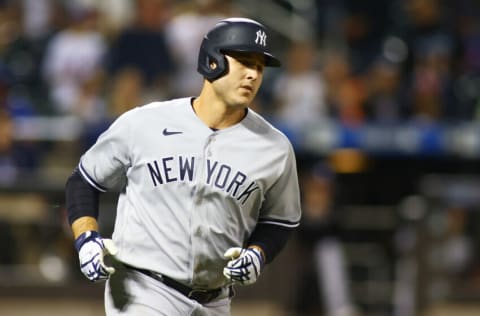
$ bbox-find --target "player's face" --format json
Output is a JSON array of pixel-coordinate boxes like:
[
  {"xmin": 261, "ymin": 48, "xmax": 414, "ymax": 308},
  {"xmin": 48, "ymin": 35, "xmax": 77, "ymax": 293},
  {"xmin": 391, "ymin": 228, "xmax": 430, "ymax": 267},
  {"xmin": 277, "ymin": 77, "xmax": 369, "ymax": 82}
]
[{"xmin": 212, "ymin": 51, "xmax": 265, "ymax": 108}]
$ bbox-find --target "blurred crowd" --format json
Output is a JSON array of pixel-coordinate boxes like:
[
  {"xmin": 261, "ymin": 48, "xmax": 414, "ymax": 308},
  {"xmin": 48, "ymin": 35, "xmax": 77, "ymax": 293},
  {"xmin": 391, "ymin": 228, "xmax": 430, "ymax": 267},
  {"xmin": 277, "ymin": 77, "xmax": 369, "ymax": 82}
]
[{"xmin": 0, "ymin": 0, "xmax": 479, "ymax": 179}]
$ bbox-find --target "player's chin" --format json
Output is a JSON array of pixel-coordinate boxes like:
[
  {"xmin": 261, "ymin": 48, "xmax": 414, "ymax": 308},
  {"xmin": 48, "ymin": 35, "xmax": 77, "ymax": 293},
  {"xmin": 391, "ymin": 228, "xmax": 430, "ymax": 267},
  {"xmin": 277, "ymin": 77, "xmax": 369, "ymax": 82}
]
[
  {"xmin": 235, "ymin": 99, "xmax": 254, "ymax": 108},
  {"xmin": 235, "ymin": 92, "xmax": 256, "ymax": 106}
]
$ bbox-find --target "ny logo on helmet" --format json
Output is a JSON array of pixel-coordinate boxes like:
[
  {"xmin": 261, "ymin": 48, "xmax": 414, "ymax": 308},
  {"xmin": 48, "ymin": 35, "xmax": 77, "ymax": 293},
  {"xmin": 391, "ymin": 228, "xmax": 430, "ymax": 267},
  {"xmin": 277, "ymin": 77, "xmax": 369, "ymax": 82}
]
[{"xmin": 255, "ymin": 30, "xmax": 267, "ymax": 46}]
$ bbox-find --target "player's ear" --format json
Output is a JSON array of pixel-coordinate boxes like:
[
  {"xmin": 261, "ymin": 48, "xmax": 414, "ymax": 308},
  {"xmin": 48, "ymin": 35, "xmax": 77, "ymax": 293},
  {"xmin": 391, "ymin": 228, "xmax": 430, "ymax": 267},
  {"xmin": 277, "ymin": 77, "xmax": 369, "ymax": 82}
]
[{"xmin": 209, "ymin": 61, "xmax": 217, "ymax": 70}]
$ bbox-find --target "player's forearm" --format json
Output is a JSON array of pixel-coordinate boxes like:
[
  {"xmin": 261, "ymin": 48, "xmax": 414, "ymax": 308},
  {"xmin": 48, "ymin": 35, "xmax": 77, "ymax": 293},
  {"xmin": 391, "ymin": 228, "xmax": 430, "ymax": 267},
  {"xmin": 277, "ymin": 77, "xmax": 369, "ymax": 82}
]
[
  {"xmin": 65, "ymin": 168, "xmax": 100, "ymax": 225},
  {"xmin": 71, "ymin": 216, "xmax": 99, "ymax": 239},
  {"xmin": 248, "ymin": 224, "xmax": 294, "ymax": 264}
]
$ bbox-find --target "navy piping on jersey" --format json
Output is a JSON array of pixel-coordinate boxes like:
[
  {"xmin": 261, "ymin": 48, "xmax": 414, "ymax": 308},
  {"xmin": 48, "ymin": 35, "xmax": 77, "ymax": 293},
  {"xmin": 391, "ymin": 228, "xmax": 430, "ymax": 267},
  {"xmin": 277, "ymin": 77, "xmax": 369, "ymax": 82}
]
[
  {"xmin": 78, "ymin": 162, "xmax": 108, "ymax": 192},
  {"xmin": 257, "ymin": 218, "xmax": 300, "ymax": 228}
]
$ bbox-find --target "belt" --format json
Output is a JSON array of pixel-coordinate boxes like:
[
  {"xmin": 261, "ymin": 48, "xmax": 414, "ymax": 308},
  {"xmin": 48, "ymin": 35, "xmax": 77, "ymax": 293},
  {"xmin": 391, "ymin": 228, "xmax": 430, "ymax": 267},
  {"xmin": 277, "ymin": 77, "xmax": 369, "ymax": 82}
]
[{"xmin": 125, "ymin": 265, "xmax": 224, "ymax": 304}]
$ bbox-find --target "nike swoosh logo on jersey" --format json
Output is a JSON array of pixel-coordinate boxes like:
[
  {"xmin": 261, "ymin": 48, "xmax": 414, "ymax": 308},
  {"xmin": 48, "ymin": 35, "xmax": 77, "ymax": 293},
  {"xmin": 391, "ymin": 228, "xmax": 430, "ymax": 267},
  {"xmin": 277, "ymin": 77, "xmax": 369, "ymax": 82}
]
[{"xmin": 163, "ymin": 128, "xmax": 183, "ymax": 136}]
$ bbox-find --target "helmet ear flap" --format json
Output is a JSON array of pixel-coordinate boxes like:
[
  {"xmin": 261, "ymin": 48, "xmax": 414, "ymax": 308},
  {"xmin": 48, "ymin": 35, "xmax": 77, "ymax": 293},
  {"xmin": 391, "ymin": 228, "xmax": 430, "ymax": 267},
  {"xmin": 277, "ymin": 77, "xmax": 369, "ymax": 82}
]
[{"xmin": 197, "ymin": 41, "xmax": 229, "ymax": 82}]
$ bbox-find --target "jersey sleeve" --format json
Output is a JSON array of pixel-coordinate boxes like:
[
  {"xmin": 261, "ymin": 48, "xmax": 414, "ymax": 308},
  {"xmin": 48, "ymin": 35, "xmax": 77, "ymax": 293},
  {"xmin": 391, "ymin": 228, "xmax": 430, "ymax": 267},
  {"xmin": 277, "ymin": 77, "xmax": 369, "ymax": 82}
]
[
  {"xmin": 259, "ymin": 142, "xmax": 301, "ymax": 227},
  {"xmin": 78, "ymin": 110, "xmax": 134, "ymax": 191}
]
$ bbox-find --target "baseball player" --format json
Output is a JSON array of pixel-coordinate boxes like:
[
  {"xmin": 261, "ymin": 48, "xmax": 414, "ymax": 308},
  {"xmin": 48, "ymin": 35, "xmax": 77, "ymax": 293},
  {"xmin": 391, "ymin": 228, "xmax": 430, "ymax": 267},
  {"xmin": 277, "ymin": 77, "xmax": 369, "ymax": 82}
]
[{"xmin": 65, "ymin": 17, "xmax": 301, "ymax": 316}]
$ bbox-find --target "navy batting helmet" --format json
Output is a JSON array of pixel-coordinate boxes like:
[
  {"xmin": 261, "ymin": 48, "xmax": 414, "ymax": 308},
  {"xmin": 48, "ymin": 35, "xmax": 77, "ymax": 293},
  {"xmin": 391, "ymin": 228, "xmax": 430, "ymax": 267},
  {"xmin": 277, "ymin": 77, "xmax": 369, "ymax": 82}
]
[{"xmin": 197, "ymin": 17, "xmax": 281, "ymax": 81}]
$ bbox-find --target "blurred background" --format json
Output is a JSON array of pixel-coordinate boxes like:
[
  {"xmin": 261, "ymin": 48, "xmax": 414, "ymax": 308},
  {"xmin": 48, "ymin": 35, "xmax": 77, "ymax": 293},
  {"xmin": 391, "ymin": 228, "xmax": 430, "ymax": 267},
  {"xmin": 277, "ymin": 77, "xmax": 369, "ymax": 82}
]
[{"xmin": 1, "ymin": 0, "xmax": 480, "ymax": 315}]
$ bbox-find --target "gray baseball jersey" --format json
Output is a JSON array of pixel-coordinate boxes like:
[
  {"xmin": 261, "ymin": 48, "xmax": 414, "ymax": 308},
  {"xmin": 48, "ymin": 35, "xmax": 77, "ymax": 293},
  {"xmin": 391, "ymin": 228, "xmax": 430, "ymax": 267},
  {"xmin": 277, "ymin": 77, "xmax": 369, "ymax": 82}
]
[{"xmin": 78, "ymin": 97, "xmax": 301, "ymax": 289}]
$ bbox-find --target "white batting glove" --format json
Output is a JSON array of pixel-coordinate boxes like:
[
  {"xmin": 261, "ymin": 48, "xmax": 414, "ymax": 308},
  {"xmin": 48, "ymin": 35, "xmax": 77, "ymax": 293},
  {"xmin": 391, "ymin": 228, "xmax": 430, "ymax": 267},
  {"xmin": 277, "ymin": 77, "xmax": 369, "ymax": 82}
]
[
  {"xmin": 223, "ymin": 247, "xmax": 264, "ymax": 285},
  {"xmin": 74, "ymin": 231, "xmax": 118, "ymax": 282}
]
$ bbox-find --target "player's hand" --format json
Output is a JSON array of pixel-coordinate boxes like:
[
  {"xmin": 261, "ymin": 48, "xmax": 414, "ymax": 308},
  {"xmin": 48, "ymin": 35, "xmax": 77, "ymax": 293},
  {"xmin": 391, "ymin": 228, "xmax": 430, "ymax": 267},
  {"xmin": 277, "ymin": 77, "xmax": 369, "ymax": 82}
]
[
  {"xmin": 223, "ymin": 247, "xmax": 264, "ymax": 285},
  {"xmin": 74, "ymin": 231, "xmax": 118, "ymax": 282}
]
